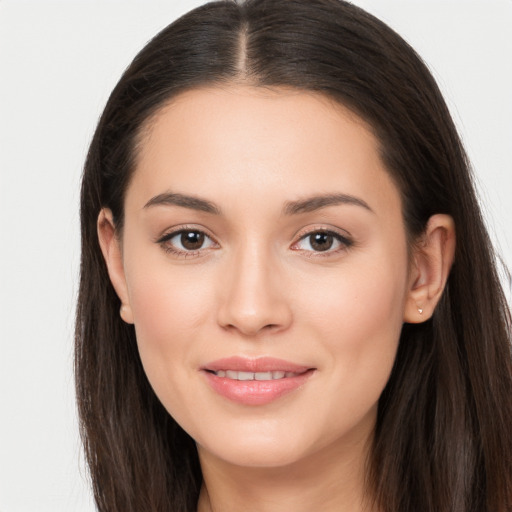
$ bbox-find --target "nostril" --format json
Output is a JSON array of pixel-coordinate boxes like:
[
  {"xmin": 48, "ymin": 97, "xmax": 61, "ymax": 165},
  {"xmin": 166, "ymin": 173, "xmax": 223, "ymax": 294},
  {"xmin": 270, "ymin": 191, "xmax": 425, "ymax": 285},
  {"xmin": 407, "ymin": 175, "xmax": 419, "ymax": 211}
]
[{"xmin": 221, "ymin": 321, "xmax": 282, "ymax": 337}]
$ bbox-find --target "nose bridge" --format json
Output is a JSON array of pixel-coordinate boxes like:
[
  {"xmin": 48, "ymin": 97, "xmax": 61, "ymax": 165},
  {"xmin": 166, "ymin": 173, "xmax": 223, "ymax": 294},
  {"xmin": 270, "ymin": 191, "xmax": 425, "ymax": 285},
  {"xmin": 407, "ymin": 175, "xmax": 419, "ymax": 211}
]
[{"xmin": 217, "ymin": 237, "xmax": 291, "ymax": 336}]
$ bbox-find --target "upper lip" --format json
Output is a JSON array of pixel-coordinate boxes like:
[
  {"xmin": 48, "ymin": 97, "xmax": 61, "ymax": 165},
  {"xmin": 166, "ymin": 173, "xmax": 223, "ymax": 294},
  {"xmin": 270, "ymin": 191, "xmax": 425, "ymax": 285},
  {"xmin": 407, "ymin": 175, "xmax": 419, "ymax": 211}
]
[{"xmin": 202, "ymin": 356, "xmax": 313, "ymax": 373}]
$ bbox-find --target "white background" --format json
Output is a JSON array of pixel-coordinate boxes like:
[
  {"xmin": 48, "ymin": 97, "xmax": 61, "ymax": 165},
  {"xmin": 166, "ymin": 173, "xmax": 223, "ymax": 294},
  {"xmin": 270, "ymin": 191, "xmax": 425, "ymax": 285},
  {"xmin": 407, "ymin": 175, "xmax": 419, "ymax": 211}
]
[{"xmin": 0, "ymin": 1, "xmax": 511, "ymax": 510}]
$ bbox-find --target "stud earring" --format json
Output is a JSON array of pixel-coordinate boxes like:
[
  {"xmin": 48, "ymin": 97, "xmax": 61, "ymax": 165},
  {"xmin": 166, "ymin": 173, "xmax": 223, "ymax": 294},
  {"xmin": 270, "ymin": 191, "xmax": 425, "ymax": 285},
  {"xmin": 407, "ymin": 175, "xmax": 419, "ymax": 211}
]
[{"xmin": 418, "ymin": 307, "xmax": 423, "ymax": 314}]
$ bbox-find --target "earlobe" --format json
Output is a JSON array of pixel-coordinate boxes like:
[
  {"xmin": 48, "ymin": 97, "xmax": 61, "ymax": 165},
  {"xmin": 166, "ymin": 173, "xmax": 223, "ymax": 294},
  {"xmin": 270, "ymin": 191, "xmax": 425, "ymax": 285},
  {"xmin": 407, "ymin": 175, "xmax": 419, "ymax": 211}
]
[
  {"xmin": 97, "ymin": 209, "xmax": 134, "ymax": 324},
  {"xmin": 404, "ymin": 214, "xmax": 456, "ymax": 323}
]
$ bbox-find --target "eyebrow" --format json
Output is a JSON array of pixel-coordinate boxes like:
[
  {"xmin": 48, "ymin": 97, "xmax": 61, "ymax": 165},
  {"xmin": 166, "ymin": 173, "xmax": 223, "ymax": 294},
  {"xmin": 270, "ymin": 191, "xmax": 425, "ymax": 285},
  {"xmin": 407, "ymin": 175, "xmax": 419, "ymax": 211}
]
[
  {"xmin": 283, "ymin": 193, "xmax": 373, "ymax": 215},
  {"xmin": 143, "ymin": 191, "xmax": 373, "ymax": 216},
  {"xmin": 143, "ymin": 192, "xmax": 221, "ymax": 214}
]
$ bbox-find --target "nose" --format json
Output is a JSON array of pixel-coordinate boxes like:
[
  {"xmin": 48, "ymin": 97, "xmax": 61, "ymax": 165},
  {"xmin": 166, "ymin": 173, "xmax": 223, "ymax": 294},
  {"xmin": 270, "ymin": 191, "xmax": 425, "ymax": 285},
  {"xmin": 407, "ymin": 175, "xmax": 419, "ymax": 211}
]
[{"xmin": 216, "ymin": 242, "xmax": 293, "ymax": 337}]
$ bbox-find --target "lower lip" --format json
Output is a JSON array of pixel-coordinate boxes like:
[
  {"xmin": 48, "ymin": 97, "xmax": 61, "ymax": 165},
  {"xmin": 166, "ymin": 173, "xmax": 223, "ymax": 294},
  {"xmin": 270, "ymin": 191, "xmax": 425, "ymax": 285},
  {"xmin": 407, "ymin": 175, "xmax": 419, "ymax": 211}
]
[{"xmin": 203, "ymin": 370, "xmax": 314, "ymax": 405}]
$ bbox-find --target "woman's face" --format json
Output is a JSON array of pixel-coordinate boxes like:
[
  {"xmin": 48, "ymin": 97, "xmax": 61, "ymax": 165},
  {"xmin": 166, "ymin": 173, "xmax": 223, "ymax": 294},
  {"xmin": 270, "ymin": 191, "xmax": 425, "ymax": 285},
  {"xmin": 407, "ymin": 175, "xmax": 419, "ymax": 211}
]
[{"xmin": 113, "ymin": 85, "xmax": 415, "ymax": 468}]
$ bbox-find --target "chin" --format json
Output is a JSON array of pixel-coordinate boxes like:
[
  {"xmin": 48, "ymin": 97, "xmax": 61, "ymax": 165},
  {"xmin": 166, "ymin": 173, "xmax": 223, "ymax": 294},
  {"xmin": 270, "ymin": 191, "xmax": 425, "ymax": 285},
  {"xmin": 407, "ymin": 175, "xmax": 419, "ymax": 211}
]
[
  {"xmin": 202, "ymin": 440, "xmax": 308, "ymax": 469},
  {"xmin": 193, "ymin": 418, "xmax": 334, "ymax": 470}
]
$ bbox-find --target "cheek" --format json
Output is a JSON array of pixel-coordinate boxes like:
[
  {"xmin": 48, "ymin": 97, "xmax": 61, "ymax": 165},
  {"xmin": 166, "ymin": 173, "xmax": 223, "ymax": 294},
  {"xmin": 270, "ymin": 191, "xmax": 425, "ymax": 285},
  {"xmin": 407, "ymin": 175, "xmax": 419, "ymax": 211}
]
[
  {"xmin": 124, "ymin": 230, "xmax": 213, "ymax": 328},
  {"xmin": 123, "ymin": 251, "xmax": 215, "ymax": 385},
  {"xmin": 296, "ymin": 252, "xmax": 408, "ymax": 413},
  {"xmin": 130, "ymin": 269, "xmax": 211, "ymax": 338},
  {"xmin": 302, "ymin": 255, "xmax": 407, "ymax": 341},
  {"xmin": 124, "ymin": 263, "xmax": 220, "ymax": 430}
]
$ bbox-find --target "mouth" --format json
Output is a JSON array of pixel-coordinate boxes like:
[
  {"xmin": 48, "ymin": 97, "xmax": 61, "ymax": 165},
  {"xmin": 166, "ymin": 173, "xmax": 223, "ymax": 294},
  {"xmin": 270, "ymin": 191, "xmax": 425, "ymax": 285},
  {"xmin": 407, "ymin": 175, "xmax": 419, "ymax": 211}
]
[
  {"xmin": 202, "ymin": 357, "xmax": 315, "ymax": 405},
  {"xmin": 207, "ymin": 370, "xmax": 304, "ymax": 380}
]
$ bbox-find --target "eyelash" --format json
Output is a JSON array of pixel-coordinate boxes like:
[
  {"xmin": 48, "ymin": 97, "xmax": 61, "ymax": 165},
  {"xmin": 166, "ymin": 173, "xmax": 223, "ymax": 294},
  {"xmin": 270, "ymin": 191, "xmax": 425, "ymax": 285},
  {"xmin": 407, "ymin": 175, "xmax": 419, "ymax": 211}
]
[
  {"xmin": 291, "ymin": 228, "xmax": 354, "ymax": 257},
  {"xmin": 156, "ymin": 225, "xmax": 218, "ymax": 258},
  {"xmin": 156, "ymin": 226, "xmax": 353, "ymax": 258}
]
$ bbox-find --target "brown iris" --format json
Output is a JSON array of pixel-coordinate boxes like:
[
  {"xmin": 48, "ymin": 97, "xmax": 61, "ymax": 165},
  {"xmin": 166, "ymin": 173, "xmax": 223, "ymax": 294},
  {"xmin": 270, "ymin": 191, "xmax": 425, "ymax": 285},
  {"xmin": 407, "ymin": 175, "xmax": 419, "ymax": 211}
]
[
  {"xmin": 309, "ymin": 232, "xmax": 334, "ymax": 251},
  {"xmin": 181, "ymin": 231, "xmax": 205, "ymax": 250}
]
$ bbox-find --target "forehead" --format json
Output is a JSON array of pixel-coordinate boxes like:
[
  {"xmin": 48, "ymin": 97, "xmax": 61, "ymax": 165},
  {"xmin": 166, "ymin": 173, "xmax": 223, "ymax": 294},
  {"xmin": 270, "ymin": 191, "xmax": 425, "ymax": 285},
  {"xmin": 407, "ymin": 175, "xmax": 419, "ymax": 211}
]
[{"xmin": 127, "ymin": 85, "xmax": 402, "ymax": 219}]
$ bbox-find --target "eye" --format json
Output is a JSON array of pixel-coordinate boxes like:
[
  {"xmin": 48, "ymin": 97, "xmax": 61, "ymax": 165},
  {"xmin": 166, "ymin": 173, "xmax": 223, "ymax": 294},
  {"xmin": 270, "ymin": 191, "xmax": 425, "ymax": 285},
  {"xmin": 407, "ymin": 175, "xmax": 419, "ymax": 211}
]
[
  {"xmin": 157, "ymin": 228, "xmax": 217, "ymax": 256},
  {"xmin": 292, "ymin": 229, "xmax": 353, "ymax": 254}
]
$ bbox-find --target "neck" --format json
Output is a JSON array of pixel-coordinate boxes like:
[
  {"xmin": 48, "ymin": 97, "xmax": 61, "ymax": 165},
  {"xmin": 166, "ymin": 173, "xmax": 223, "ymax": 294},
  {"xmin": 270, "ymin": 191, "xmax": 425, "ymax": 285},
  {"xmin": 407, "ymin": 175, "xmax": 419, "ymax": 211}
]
[{"xmin": 196, "ymin": 431, "xmax": 376, "ymax": 512}]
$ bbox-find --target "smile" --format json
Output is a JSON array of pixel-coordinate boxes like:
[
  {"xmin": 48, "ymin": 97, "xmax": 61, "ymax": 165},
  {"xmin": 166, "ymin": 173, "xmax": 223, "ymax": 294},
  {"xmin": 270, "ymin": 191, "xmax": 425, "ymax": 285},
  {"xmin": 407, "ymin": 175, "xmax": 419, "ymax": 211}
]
[
  {"xmin": 211, "ymin": 370, "xmax": 301, "ymax": 380},
  {"xmin": 202, "ymin": 357, "xmax": 315, "ymax": 405}
]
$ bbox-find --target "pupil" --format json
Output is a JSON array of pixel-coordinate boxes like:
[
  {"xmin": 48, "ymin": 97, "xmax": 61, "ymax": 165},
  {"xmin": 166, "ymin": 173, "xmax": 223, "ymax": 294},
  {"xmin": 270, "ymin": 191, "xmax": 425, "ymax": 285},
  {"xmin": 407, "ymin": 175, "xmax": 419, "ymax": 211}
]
[
  {"xmin": 310, "ymin": 233, "xmax": 333, "ymax": 251},
  {"xmin": 181, "ymin": 231, "xmax": 204, "ymax": 250}
]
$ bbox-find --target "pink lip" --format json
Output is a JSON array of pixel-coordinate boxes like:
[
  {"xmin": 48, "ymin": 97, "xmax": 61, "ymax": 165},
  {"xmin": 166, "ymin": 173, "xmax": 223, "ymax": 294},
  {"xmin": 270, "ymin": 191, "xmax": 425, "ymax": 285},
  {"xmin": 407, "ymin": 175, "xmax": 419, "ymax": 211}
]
[
  {"xmin": 201, "ymin": 357, "xmax": 315, "ymax": 406},
  {"xmin": 203, "ymin": 356, "xmax": 311, "ymax": 373}
]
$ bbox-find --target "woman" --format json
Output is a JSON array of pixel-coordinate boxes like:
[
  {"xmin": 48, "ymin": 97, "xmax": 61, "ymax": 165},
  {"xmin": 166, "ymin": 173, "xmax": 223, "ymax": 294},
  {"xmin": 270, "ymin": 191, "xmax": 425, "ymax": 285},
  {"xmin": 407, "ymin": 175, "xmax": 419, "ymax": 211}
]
[{"xmin": 75, "ymin": 0, "xmax": 512, "ymax": 510}]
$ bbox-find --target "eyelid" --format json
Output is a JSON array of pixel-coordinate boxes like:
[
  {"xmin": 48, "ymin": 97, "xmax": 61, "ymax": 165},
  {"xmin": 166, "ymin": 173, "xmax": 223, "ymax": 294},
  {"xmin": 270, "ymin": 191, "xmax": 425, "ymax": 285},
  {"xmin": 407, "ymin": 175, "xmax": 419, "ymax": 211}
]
[
  {"xmin": 290, "ymin": 225, "xmax": 354, "ymax": 255},
  {"xmin": 292, "ymin": 224, "xmax": 353, "ymax": 242},
  {"xmin": 156, "ymin": 224, "xmax": 219, "ymax": 257},
  {"xmin": 156, "ymin": 223, "xmax": 216, "ymax": 240},
  {"xmin": 155, "ymin": 223, "xmax": 353, "ymax": 258}
]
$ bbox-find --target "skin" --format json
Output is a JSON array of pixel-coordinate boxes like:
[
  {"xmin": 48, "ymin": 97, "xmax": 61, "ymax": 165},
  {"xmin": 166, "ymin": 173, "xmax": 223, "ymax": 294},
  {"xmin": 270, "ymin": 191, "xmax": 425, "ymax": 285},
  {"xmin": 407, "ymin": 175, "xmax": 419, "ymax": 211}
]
[{"xmin": 98, "ymin": 85, "xmax": 455, "ymax": 512}]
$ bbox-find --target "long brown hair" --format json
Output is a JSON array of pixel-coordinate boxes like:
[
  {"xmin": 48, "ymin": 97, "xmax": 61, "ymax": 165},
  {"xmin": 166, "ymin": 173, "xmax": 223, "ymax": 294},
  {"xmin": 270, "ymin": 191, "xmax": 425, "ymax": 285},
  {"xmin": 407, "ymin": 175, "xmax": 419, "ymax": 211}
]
[{"xmin": 75, "ymin": 1, "xmax": 512, "ymax": 510}]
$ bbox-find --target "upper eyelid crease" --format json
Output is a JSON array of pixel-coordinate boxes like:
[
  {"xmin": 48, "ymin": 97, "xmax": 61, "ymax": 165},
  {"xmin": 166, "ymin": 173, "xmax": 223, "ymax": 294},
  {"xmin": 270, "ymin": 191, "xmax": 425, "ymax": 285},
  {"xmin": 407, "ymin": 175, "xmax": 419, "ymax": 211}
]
[
  {"xmin": 157, "ymin": 228, "xmax": 352, "ymax": 257},
  {"xmin": 156, "ymin": 227, "xmax": 215, "ymax": 243},
  {"xmin": 156, "ymin": 226, "xmax": 352, "ymax": 245},
  {"xmin": 295, "ymin": 230, "xmax": 353, "ymax": 246},
  {"xmin": 157, "ymin": 228, "xmax": 217, "ymax": 256}
]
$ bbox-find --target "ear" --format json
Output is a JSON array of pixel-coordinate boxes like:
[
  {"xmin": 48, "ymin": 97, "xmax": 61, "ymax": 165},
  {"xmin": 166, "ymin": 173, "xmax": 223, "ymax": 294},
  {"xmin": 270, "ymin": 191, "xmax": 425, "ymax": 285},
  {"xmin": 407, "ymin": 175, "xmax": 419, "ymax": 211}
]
[
  {"xmin": 97, "ymin": 208, "xmax": 134, "ymax": 324},
  {"xmin": 403, "ymin": 214, "xmax": 456, "ymax": 323}
]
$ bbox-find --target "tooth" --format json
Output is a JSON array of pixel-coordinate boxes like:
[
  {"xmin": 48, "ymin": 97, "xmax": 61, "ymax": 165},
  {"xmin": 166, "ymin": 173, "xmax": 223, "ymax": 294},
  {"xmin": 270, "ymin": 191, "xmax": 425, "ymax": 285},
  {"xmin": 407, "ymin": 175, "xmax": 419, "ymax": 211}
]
[
  {"xmin": 238, "ymin": 371, "xmax": 255, "ymax": 381},
  {"xmin": 219, "ymin": 370, "xmax": 297, "ymax": 381},
  {"xmin": 255, "ymin": 371, "xmax": 272, "ymax": 381}
]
